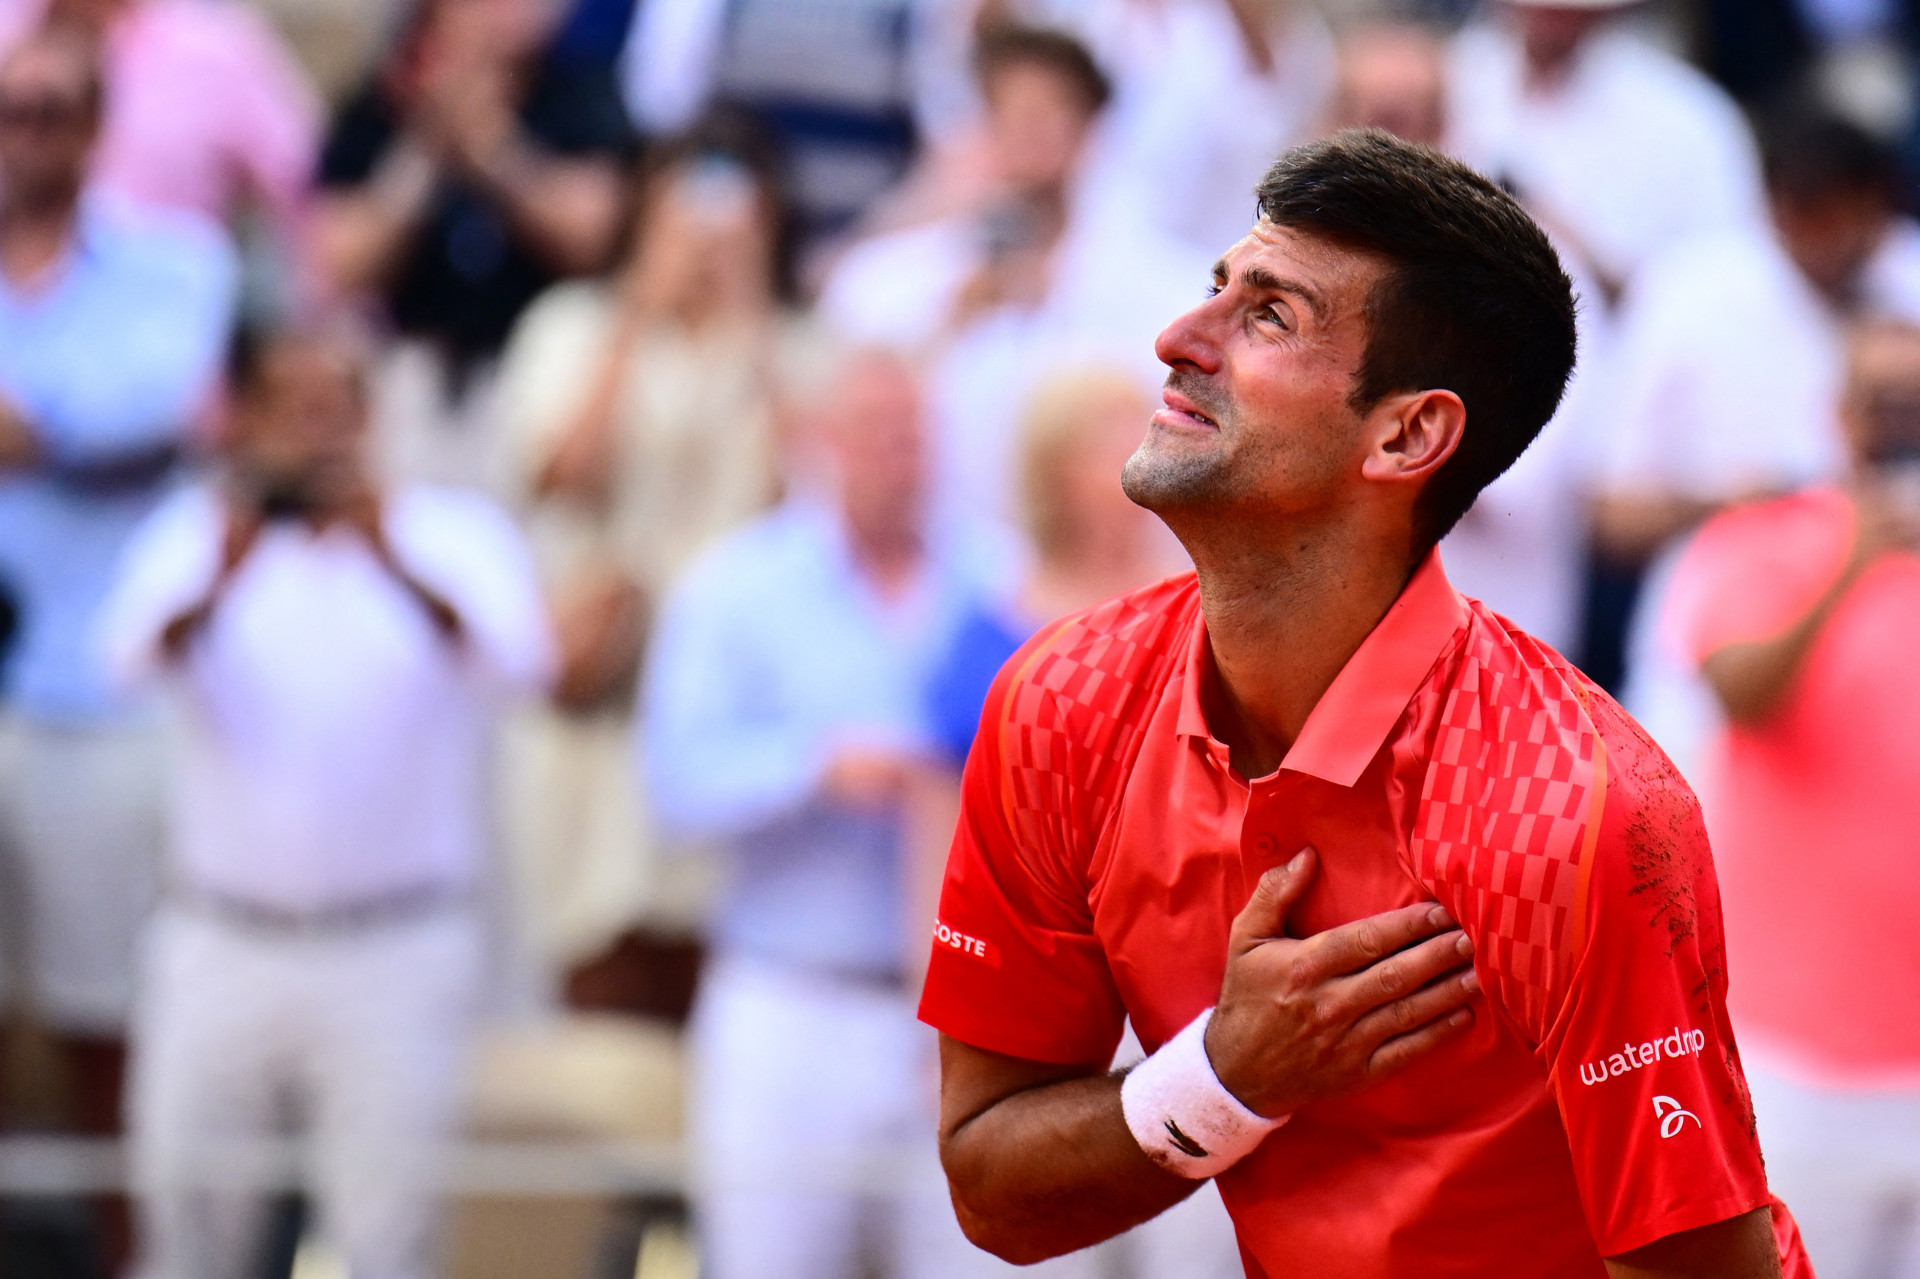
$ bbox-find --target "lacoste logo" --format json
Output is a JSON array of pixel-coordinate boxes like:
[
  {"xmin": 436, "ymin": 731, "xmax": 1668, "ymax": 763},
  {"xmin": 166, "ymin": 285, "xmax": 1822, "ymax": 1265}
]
[
  {"xmin": 1577, "ymin": 1026, "xmax": 1708, "ymax": 1086},
  {"xmin": 933, "ymin": 920, "xmax": 999, "ymax": 967},
  {"xmin": 1653, "ymin": 1096, "xmax": 1700, "ymax": 1138}
]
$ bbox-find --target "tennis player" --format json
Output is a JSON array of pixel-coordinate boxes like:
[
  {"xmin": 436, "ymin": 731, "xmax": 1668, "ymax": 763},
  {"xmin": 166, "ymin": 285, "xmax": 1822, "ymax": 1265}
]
[{"xmin": 917, "ymin": 130, "xmax": 1812, "ymax": 1277}]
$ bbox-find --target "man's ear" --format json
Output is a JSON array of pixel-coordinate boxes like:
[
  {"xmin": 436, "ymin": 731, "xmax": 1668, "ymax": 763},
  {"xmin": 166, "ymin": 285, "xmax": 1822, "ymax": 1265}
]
[{"xmin": 1359, "ymin": 389, "xmax": 1465, "ymax": 485}]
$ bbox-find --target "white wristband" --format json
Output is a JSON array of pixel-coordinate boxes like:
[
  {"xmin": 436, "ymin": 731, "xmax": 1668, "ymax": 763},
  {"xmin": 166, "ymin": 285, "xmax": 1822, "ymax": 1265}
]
[{"xmin": 1120, "ymin": 1007, "xmax": 1287, "ymax": 1179}]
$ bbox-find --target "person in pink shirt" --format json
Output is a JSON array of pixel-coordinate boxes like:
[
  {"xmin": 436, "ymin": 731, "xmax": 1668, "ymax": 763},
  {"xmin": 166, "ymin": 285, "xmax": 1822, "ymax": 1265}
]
[
  {"xmin": 0, "ymin": 0, "xmax": 320, "ymax": 235},
  {"xmin": 1664, "ymin": 319, "xmax": 1920, "ymax": 1279}
]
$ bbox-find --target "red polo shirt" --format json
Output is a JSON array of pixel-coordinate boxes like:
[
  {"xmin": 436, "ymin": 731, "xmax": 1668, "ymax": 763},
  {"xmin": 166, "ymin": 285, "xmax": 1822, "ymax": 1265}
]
[{"xmin": 919, "ymin": 554, "xmax": 1808, "ymax": 1276}]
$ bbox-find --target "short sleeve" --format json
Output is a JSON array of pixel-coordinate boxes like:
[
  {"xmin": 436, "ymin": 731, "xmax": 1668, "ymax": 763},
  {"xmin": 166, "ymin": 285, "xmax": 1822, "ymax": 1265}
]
[
  {"xmin": 1664, "ymin": 492, "xmax": 1853, "ymax": 665},
  {"xmin": 1538, "ymin": 702, "xmax": 1771, "ymax": 1255},
  {"xmin": 391, "ymin": 489, "xmax": 555, "ymax": 694},
  {"xmin": 917, "ymin": 625, "xmax": 1128, "ymax": 1066}
]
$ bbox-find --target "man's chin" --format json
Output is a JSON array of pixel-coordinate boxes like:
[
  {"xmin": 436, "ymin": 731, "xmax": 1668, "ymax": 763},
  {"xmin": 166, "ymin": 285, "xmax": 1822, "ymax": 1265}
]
[{"xmin": 1121, "ymin": 442, "xmax": 1234, "ymax": 513}]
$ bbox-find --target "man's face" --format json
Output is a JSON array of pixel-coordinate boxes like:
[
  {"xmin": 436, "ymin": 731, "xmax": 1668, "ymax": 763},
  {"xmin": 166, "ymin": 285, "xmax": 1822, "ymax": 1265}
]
[
  {"xmin": 1123, "ymin": 222, "xmax": 1388, "ymax": 527},
  {"xmin": 230, "ymin": 339, "xmax": 370, "ymax": 498},
  {"xmin": 1507, "ymin": 6, "xmax": 1603, "ymax": 75},
  {"xmin": 983, "ymin": 61, "xmax": 1097, "ymax": 193},
  {"xmin": 1843, "ymin": 326, "xmax": 1920, "ymax": 470},
  {"xmin": 0, "ymin": 41, "xmax": 97, "ymax": 203},
  {"xmin": 1332, "ymin": 25, "xmax": 1447, "ymax": 148},
  {"xmin": 1773, "ymin": 187, "xmax": 1892, "ymax": 301},
  {"xmin": 825, "ymin": 355, "xmax": 926, "ymax": 534}
]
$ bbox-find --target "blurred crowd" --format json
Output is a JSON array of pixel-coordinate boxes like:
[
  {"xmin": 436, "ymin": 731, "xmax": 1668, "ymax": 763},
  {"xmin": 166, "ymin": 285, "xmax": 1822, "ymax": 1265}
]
[{"xmin": 0, "ymin": 0, "xmax": 1918, "ymax": 1276}]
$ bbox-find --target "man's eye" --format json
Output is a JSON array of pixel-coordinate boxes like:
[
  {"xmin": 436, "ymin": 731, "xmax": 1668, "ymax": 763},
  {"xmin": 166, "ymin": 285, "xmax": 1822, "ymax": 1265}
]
[
  {"xmin": 1259, "ymin": 306, "xmax": 1287, "ymax": 326},
  {"xmin": 1205, "ymin": 282, "xmax": 1224, "ymax": 298}
]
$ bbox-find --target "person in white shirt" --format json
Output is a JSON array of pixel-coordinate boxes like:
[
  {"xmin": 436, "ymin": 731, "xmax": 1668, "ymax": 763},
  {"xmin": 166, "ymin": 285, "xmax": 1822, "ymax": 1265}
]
[
  {"xmin": 640, "ymin": 348, "xmax": 1066, "ymax": 1279},
  {"xmin": 1597, "ymin": 104, "xmax": 1920, "ymax": 565},
  {"xmin": 1446, "ymin": 0, "xmax": 1764, "ymax": 301},
  {"xmin": 98, "ymin": 320, "xmax": 552, "ymax": 1279},
  {"xmin": 819, "ymin": 26, "xmax": 1205, "ymax": 532}
]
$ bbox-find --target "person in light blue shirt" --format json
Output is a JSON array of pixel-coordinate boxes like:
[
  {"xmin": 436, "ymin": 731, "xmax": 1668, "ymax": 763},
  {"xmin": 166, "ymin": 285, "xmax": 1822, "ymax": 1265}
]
[
  {"xmin": 640, "ymin": 348, "xmax": 1035, "ymax": 1279},
  {"xmin": 0, "ymin": 29, "xmax": 236, "ymax": 1094}
]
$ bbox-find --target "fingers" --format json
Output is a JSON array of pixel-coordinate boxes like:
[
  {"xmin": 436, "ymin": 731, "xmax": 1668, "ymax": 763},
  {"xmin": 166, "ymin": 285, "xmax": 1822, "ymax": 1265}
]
[
  {"xmin": 1349, "ymin": 963, "xmax": 1482, "ymax": 1062},
  {"xmin": 1230, "ymin": 849, "xmax": 1317, "ymax": 947},
  {"xmin": 1324, "ymin": 928, "xmax": 1475, "ymax": 1020},
  {"xmin": 1305, "ymin": 899, "xmax": 1461, "ymax": 978},
  {"xmin": 1363, "ymin": 999, "xmax": 1476, "ymax": 1082}
]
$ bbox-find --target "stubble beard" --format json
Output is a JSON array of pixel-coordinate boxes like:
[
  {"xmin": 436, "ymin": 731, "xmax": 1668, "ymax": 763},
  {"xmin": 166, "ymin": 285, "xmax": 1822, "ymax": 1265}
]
[{"xmin": 1121, "ymin": 370, "xmax": 1242, "ymax": 512}]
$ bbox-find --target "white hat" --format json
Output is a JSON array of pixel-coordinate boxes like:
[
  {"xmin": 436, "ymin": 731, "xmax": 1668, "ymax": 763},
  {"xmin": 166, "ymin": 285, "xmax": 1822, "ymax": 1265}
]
[{"xmin": 1501, "ymin": 0, "xmax": 1642, "ymax": 9}]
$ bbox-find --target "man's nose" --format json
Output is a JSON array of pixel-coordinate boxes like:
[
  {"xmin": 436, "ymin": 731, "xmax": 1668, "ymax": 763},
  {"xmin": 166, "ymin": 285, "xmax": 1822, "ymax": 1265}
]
[{"xmin": 1154, "ymin": 297, "xmax": 1226, "ymax": 376}]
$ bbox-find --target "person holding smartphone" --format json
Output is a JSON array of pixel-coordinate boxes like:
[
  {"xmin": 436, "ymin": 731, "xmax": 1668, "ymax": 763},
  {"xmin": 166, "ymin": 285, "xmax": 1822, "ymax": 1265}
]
[
  {"xmin": 98, "ymin": 319, "xmax": 551, "ymax": 1279},
  {"xmin": 1663, "ymin": 318, "xmax": 1920, "ymax": 1279}
]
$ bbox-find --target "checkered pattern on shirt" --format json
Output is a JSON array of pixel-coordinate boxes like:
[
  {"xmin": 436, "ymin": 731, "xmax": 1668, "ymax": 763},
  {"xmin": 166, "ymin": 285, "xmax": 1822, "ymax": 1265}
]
[
  {"xmin": 995, "ymin": 578, "xmax": 1199, "ymax": 879},
  {"xmin": 1409, "ymin": 612, "xmax": 1603, "ymax": 1042}
]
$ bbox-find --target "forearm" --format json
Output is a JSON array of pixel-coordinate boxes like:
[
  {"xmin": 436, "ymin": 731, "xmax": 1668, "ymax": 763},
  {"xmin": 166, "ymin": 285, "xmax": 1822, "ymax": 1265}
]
[
  {"xmin": 1592, "ymin": 492, "xmax": 1720, "ymax": 564},
  {"xmin": 937, "ymin": 1037, "xmax": 1196, "ymax": 1264},
  {"xmin": 1703, "ymin": 562, "xmax": 1858, "ymax": 723},
  {"xmin": 311, "ymin": 144, "xmax": 438, "ymax": 294},
  {"xmin": 467, "ymin": 144, "xmax": 622, "ymax": 275}
]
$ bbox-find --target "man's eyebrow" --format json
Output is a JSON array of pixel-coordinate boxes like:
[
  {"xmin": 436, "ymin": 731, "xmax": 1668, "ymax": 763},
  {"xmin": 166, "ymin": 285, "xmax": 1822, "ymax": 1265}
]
[
  {"xmin": 1210, "ymin": 258, "xmax": 1326, "ymax": 320},
  {"xmin": 1240, "ymin": 264, "xmax": 1326, "ymax": 320}
]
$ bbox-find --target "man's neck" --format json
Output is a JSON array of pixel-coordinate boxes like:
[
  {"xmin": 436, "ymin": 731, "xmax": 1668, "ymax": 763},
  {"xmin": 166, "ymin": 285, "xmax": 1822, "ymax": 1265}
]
[
  {"xmin": 1188, "ymin": 517, "xmax": 1418, "ymax": 780},
  {"xmin": 0, "ymin": 191, "xmax": 81, "ymax": 293}
]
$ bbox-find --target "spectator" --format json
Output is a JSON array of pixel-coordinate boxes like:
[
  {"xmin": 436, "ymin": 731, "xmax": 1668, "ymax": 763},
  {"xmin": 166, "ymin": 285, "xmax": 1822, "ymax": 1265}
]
[
  {"xmin": 1595, "ymin": 105, "xmax": 1920, "ymax": 565},
  {"xmin": 904, "ymin": 0, "xmax": 1333, "ymax": 259},
  {"xmin": 99, "ymin": 319, "xmax": 551, "ymax": 1279},
  {"xmin": 619, "ymin": 0, "xmax": 931, "ymax": 256},
  {"xmin": 0, "ymin": 0, "xmax": 322, "ymax": 240},
  {"xmin": 1327, "ymin": 18, "xmax": 1446, "ymax": 148},
  {"xmin": 1659, "ymin": 319, "xmax": 1920, "ymax": 1278},
  {"xmin": 0, "ymin": 24, "xmax": 234, "ymax": 1141},
  {"xmin": 1446, "ymin": 0, "xmax": 1765, "ymax": 300},
  {"xmin": 640, "ymin": 348, "xmax": 1027, "ymax": 1279},
  {"xmin": 820, "ymin": 26, "xmax": 1204, "ymax": 530},
  {"xmin": 311, "ymin": 0, "xmax": 632, "ymax": 485},
  {"xmin": 490, "ymin": 122, "xmax": 815, "ymax": 978}
]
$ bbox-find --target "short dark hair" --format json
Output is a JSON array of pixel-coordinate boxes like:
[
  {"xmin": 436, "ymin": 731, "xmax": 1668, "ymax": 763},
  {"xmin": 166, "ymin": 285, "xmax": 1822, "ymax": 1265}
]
[
  {"xmin": 973, "ymin": 25, "xmax": 1111, "ymax": 117},
  {"xmin": 1758, "ymin": 99, "xmax": 1902, "ymax": 207},
  {"xmin": 1255, "ymin": 128, "xmax": 1577, "ymax": 550}
]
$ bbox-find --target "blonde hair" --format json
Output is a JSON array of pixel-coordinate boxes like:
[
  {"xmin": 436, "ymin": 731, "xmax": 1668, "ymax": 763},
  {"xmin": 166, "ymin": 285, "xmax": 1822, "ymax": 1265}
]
[{"xmin": 1019, "ymin": 366, "xmax": 1149, "ymax": 559}]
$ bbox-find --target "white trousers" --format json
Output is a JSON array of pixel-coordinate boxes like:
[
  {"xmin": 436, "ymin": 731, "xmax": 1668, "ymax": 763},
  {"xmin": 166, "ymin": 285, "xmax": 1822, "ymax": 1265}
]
[
  {"xmin": 1748, "ymin": 1057, "xmax": 1920, "ymax": 1279},
  {"xmin": 0, "ymin": 715, "xmax": 164, "ymax": 1031},
  {"xmin": 687, "ymin": 955, "xmax": 1242, "ymax": 1279},
  {"xmin": 128, "ymin": 906, "xmax": 483, "ymax": 1279}
]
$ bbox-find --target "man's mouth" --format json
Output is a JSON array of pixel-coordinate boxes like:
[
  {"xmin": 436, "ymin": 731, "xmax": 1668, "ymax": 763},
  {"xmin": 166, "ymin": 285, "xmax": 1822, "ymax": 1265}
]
[{"xmin": 1156, "ymin": 386, "xmax": 1220, "ymax": 431}]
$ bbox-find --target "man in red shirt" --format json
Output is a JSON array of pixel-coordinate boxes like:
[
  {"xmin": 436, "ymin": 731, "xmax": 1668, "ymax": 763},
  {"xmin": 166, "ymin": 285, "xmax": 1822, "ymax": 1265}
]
[
  {"xmin": 917, "ymin": 130, "xmax": 1811, "ymax": 1277},
  {"xmin": 1661, "ymin": 319, "xmax": 1920, "ymax": 1277}
]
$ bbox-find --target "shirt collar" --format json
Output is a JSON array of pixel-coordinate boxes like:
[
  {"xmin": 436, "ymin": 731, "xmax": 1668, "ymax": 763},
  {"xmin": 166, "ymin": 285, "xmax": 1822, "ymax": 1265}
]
[{"xmin": 1176, "ymin": 549, "xmax": 1469, "ymax": 787}]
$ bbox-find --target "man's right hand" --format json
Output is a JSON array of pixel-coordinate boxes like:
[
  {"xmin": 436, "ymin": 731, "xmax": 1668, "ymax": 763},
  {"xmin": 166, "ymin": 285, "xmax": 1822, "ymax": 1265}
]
[{"xmin": 1205, "ymin": 848, "xmax": 1480, "ymax": 1119}]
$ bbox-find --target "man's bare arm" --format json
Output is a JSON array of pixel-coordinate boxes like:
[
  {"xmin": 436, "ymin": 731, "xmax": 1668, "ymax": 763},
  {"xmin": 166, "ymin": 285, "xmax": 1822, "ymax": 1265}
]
[
  {"xmin": 936, "ymin": 850, "xmax": 1480, "ymax": 1263},
  {"xmin": 938, "ymin": 1039, "xmax": 1194, "ymax": 1264},
  {"xmin": 1604, "ymin": 1205, "xmax": 1782, "ymax": 1279}
]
